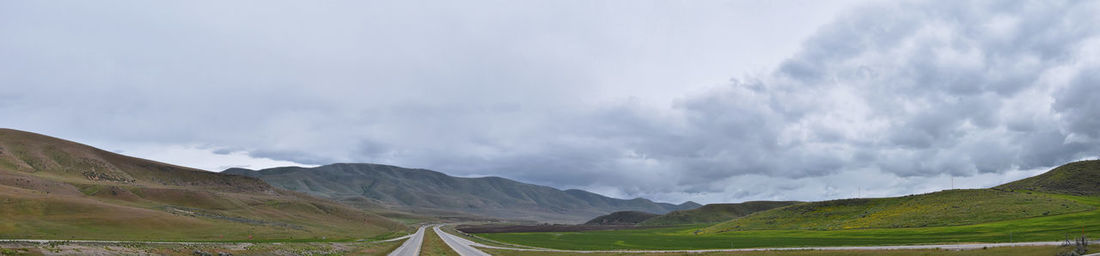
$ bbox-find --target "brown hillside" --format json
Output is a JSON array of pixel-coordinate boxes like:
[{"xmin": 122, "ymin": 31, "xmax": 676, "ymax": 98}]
[
  {"xmin": 0, "ymin": 128, "xmax": 406, "ymax": 241},
  {"xmin": 0, "ymin": 128, "xmax": 270, "ymax": 192}
]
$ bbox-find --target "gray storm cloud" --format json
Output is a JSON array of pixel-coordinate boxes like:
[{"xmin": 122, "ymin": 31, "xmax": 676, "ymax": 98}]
[
  {"xmin": 1, "ymin": 0, "xmax": 1098, "ymax": 203},
  {"xmin": 471, "ymin": 0, "xmax": 1100, "ymax": 201}
]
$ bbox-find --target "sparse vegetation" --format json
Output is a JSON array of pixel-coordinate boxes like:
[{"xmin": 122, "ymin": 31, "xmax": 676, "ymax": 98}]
[
  {"xmin": 0, "ymin": 129, "xmax": 408, "ymax": 241},
  {"xmin": 1057, "ymin": 234, "xmax": 1090, "ymax": 256}
]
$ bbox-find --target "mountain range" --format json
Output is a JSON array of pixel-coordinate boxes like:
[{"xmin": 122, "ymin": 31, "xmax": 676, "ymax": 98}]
[
  {"xmin": 224, "ymin": 164, "xmax": 701, "ymax": 223},
  {"xmin": 5, "ymin": 127, "xmax": 1097, "ymax": 244}
]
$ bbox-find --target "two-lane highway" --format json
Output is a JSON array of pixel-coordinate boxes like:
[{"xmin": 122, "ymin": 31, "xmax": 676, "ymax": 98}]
[
  {"xmin": 387, "ymin": 226, "xmax": 427, "ymax": 256},
  {"xmin": 426, "ymin": 225, "xmax": 1098, "ymax": 255},
  {"xmin": 433, "ymin": 225, "xmax": 490, "ymax": 256}
]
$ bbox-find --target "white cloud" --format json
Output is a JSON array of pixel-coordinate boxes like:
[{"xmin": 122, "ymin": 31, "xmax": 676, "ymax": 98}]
[
  {"xmin": 110, "ymin": 144, "xmax": 313, "ymax": 172},
  {"xmin": 2, "ymin": 0, "xmax": 1099, "ymax": 204}
]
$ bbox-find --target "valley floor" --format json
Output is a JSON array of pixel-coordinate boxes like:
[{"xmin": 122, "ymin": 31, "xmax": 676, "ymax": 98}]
[
  {"xmin": 482, "ymin": 245, "xmax": 1100, "ymax": 256},
  {"xmin": 474, "ymin": 194, "xmax": 1100, "ymax": 251},
  {"xmin": 1, "ymin": 227, "xmax": 1096, "ymax": 256}
]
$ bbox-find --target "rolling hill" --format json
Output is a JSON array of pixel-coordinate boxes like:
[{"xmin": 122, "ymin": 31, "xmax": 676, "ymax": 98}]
[
  {"xmin": 0, "ymin": 128, "xmax": 406, "ymax": 241},
  {"xmin": 584, "ymin": 211, "xmax": 660, "ymax": 225},
  {"xmin": 702, "ymin": 161, "xmax": 1100, "ymax": 233},
  {"xmin": 471, "ymin": 160, "xmax": 1100, "ymax": 250},
  {"xmin": 638, "ymin": 201, "xmax": 799, "ymax": 226},
  {"xmin": 224, "ymin": 164, "xmax": 701, "ymax": 223},
  {"xmin": 704, "ymin": 189, "xmax": 1092, "ymax": 232},
  {"xmin": 996, "ymin": 159, "xmax": 1100, "ymax": 195}
]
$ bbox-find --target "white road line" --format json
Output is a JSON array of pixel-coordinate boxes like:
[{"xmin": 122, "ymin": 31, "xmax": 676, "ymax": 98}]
[
  {"xmin": 433, "ymin": 225, "xmax": 490, "ymax": 256},
  {"xmin": 387, "ymin": 225, "xmax": 427, "ymax": 256}
]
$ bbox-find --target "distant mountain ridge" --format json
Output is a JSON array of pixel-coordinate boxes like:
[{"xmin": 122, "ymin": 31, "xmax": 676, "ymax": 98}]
[
  {"xmin": 225, "ymin": 163, "xmax": 701, "ymax": 223},
  {"xmin": 638, "ymin": 201, "xmax": 800, "ymax": 226}
]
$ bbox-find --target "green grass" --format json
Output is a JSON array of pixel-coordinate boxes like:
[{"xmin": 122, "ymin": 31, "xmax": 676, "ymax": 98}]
[
  {"xmin": 477, "ymin": 194, "xmax": 1100, "ymax": 250},
  {"xmin": 422, "ymin": 228, "xmax": 460, "ymax": 256},
  {"xmin": 482, "ymin": 245, "xmax": 1099, "ymax": 256},
  {"xmin": 438, "ymin": 225, "xmax": 540, "ymax": 249},
  {"xmin": 706, "ymin": 189, "xmax": 1091, "ymax": 231},
  {"xmin": 997, "ymin": 160, "xmax": 1100, "ymax": 196}
]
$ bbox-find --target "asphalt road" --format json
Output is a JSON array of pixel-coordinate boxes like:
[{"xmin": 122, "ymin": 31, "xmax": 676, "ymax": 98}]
[
  {"xmin": 1, "ymin": 230, "xmax": 1095, "ymax": 255},
  {"xmin": 433, "ymin": 225, "xmax": 490, "ymax": 256},
  {"xmin": 436, "ymin": 227, "xmax": 1098, "ymax": 254},
  {"xmin": 387, "ymin": 225, "xmax": 427, "ymax": 256}
]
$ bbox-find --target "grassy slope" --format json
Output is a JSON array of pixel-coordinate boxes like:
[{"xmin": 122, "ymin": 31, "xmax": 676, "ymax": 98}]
[
  {"xmin": 585, "ymin": 211, "xmax": 660, "ymax": 225},
  {"xmin": 996, "ymin": 160, "xmax": 1100, "ymax": 196},
  {"xmin": 0, "ymin": 240, "xmax": 409, "ymax": 256},
  {"xmin": 478, "ymin": 160, "xmax": 1100, "ymax": 250},
  {"xmin": 704, "ymin": 189, "xmax": 1091, "ymax": 232},
  {"xmin": 478, "ymin": 193, "xmax": 1100, "ymax": 250},
  {"xmin": 639, "ymin": 201, "xmax": 799, "ymax": 226},
  {"xmin": 0, "ymin": 128, "xmax": 406, "ymax": 241}
]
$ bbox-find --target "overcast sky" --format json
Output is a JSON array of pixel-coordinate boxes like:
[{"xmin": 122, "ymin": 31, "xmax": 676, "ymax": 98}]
[{"xmin": 3, "ymin": 0, "xmax": 1099, "ymax": 204}]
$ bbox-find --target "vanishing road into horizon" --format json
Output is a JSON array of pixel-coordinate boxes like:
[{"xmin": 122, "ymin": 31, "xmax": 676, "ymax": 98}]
[{"xmin": 387, "ymin": 225, "xmax": 426, "ymax": 256}]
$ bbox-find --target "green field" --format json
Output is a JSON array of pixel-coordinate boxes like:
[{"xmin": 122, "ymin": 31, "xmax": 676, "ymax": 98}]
[
  {"xmin": 706, "ymin": 189, "xmax": 1091, "ymax": 232},
  {"xmin": 477, "ymin": 194, "xmax": 1100, "ymax": 250},
  {"xmin": 482, "ymin": 245, "xmax": 1099, "ymax": 256}
]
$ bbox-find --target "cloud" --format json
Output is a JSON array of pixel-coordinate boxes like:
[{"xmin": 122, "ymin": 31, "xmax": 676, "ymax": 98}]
[
  {"xmin": 2, "ymin": 0, "xmax": 1099, "ymax": 204},
  {"xmin": 483, "ymin": 0, "xmax": 1100, "ymax": 202}
]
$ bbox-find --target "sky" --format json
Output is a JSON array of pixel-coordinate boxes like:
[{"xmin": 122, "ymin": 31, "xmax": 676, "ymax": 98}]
[{"xmin": 2, "ymin": 0, "xmax": 1099, "ymax": 204}]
